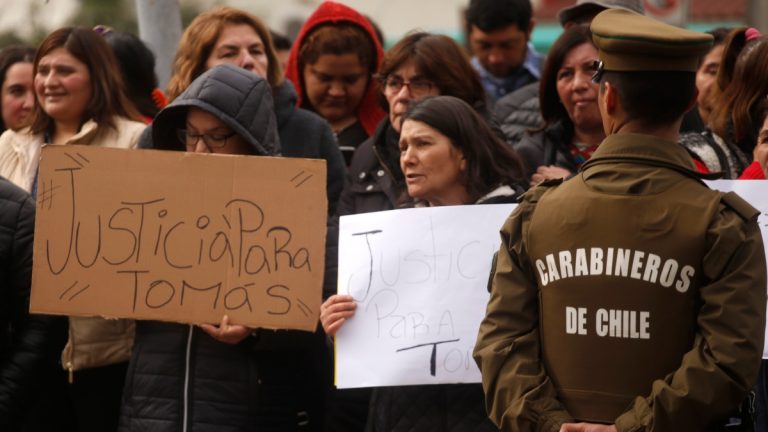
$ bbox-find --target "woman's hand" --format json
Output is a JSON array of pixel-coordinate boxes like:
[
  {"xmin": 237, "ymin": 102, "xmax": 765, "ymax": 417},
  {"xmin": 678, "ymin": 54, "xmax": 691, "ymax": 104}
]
[
  {"xmin": 199, "ymin": 315, "xmax": 252, "ymax": 344},
  {"xmin": 320, "ymin": 294, "xmax": 357, "ymax": 336},
  {"xmin": 530, "ymin": 165, "xmax": 572, "ymax": 187}
]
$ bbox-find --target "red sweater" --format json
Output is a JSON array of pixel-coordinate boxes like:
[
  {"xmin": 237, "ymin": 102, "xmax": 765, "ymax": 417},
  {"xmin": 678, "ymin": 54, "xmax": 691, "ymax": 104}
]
[{"xmin": 739, "ymin": 161, "xmax": 766, "ymax": 179}]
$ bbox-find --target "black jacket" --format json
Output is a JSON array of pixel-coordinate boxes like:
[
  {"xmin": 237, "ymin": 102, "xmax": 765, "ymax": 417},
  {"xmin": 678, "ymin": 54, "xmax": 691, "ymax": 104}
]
[
  {"xmin": 337, "ymin": 119, "xmax": 405, "ymax": 217},
  {"xmin": 272, "ymin": 80, "xmax": 346, "ymax": 215},
  {"xmin": 0, "ymin": 177, "xmax": 66, "ymax": 430},
  {"xmin": 516, "ymin": 121, "xmax": 579, "ymax": 181},
  {"xmin": 495, "ymin": 82, "xmax": 543, "ymax": 147},
  {"xmin": 119, "ymin": 65, "xmax": 331, "ymax": 432}
]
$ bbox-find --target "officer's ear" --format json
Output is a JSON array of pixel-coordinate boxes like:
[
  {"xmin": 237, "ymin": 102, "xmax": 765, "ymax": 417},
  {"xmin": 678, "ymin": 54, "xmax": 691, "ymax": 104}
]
[
  {"xmin": 685, "ymin": 87, "xmax": 699, "ymax": 114},
  {"xmin": 600, "ymin": 80, "xmax": 618, "ymax": 115}
]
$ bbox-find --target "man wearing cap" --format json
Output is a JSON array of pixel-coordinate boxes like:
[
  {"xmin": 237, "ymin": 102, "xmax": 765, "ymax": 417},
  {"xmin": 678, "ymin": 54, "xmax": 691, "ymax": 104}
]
[
  {"xmin": 495, "ymin": 0, "xmax": 645, "ymax": 146},
  {"xmin": 474, "ymin": 9, "xmax": 766, "ymax": 432}
]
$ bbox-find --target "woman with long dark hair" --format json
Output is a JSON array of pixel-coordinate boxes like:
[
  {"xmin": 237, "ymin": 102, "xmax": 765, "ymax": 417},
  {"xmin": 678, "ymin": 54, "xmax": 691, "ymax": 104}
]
[{"xmin": 322, "ymin": 95, "xmax": 525, "ymax": 431}]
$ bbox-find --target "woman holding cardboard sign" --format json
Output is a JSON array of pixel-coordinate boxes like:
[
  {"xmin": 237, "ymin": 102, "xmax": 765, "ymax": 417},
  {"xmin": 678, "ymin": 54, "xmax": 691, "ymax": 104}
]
[
  {"xmin": 321, "ymin": 95, "xmax": 526, "ymax": 431},
  {"xmin": 0, "ymin": 27, "xmax": 146, "ymax": 431},
  {"xmin": 118, "ymin": 64, "xmax": 330, "ymax": 432},
  {"xmin": 139, "ymin": 6, "xmax": 346, "ymax": 216}
]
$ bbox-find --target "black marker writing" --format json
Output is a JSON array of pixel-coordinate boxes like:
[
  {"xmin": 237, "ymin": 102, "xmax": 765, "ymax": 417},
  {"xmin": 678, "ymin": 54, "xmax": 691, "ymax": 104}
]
[{"xmin": 396, "ymin": 339, "xmax": 460, "ymax": 376}]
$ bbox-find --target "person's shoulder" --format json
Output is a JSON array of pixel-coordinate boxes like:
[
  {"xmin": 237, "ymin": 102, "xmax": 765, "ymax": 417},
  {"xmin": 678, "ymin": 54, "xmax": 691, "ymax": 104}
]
[
  {"xmin": 495, "ymin": 82, "xmax": 539, "ymax": 118},
  {"xmin": 347, "ymin": 135, "xmax": 378, "ymax": 173},
  {"xmin": 0, "ymin": 175, "xmax": 31, "ymax": 211},
  {"xmin": 117, "ymin": 116, "xmax": 149, "ymax": 133},
  {"xmin": 521, "ymin": 178, "xmax": 563, "ymax": 205},
  {"xmin": 718, "ymin": 191, "xmax": 760, "ymax": 222},
  {"xmin": 0, "ymin": 177, "xmax": 32, "ymax": 254},
  {"xmin": 0, "ymin": 128, "xmax": 38, "ymax": 147},
  {"xmin": 284, "ymin": 106, "xmax": 330, "ymax": 135},
  {"xmin": 111, "ymin": 116, "xmax": 148, "ymax": 149},
  {"xmin": 0, "ymin": 129, "xmax": 42, "ymax": 166}
]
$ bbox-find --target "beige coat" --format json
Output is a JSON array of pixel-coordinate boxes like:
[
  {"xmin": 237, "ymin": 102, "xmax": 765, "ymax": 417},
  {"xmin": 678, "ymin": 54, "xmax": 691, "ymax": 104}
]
[{"xmin": 0, "ymin": 116, "xmax": 146, "ymax": 377}]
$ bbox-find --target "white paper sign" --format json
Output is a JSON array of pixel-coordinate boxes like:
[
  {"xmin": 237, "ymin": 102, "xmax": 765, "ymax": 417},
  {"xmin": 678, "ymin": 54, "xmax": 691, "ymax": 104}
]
[
  {"xmin": 706, "ymin": 180, "xmax": 768, "ymax": 359},
  {"xmin": 335, "ymin": 204, "xmax": 515, "ymax": 388}
]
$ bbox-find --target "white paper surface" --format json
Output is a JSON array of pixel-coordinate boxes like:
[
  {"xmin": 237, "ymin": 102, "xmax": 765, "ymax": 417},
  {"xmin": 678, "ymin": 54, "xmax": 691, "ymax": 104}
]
[
  {"xmin": 335, "ymin": 204, "xmax": 515, "ymax": 388},
  {"xmin": 706, "ymin": 180, "xmax": 768, "ymax": 359}
]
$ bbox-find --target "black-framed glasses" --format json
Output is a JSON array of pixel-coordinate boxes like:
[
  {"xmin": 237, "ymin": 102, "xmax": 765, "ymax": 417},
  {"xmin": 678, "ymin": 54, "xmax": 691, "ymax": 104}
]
[
  {"xmin": 177, "ymin": 128, "xmax": 236, "ymax": 150},
  {"xmin": 591, "ymin": 60, "xmax": 605, "ymax": 84},
  {"xmin": 382, "ymin": 76, "xmax": 435, "ymax": 96}
]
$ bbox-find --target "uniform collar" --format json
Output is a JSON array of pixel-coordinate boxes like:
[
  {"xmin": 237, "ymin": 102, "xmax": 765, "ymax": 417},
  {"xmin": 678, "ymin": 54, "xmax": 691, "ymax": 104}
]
[{"xmin": 583, "ymin": 133, "xmax": 720, "ymax": 180}]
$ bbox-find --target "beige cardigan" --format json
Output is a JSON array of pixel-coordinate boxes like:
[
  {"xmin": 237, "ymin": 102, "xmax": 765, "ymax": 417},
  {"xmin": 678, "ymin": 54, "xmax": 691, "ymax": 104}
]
[{"xmin": 0, "ymin": 116, "xmax": 146, "ymax": 377}]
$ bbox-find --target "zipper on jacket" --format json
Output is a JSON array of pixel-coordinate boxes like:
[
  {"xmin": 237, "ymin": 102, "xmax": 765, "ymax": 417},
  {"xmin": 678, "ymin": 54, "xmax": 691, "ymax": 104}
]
[
  {"xmin": 182, "ymin": 325, "xmax": 194, "ymax": 432},
  {"xmin": 66, "ymin": 322, "xmax": 75, "ymax": 383}
]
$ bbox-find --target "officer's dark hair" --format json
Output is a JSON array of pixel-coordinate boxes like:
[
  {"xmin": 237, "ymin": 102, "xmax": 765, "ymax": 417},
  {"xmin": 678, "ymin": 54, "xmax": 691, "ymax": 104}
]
[
  {"xmin": 601, "ymin": 70, "xmax": 696, "ymax": 127},
  {"xmin": 539, "ymin": 24, "xmax": 593, "ymax": 129},
  {"xmin": 466, "ymin": 0, "xmax": 533, "ymax": 33},
  {"xmin": 401, "ymin": 95, "xmax": 526, "ymax": 200}
]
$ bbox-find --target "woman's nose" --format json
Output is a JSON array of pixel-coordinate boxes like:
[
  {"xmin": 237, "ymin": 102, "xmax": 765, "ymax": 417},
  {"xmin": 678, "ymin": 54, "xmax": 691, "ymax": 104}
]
[{"xmin": 239, "ymin": 51, "xmax": 255, "ymax": 71}]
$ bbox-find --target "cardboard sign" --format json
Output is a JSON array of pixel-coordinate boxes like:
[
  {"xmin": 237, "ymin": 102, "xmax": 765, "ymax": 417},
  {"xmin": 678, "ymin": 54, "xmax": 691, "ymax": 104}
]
[
  {"xmin": 335, "ymin": 204, "xmax": 514, "ymax": 388},
  {"xmin": 31, "ymin": 145, "xmax": 327, "ymax": 332},
  {"xmin": 706, "ymin": 180, "xmax": 768, "ymax": 359}
]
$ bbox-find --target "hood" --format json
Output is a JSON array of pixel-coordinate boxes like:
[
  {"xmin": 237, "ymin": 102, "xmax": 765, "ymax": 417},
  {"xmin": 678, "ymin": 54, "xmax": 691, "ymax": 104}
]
[
  {"xmin": 152, "ymin": 64, "xmax": 280, "ymax": 156},
  {"xmin": 284, "ymin": 1, "xmax": 385, "ymax": 136}
]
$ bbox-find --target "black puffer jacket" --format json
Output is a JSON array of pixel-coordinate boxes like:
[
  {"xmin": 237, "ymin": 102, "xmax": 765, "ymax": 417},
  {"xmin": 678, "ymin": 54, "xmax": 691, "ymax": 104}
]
[
  {"xmin": 119, "ymin": 65, "xmax": 330, "ymax": 432},
  {"xmin": 494, "ymin": 82, "xmax": 543, "ymax": 147},
  {"xmin": 337, "ymin": 118, "xmax": 405, "ymax": 217},
  {"xmin": 516, "ymin": 121, "xmax": 579, "ymax": 181},
  {"xmin": 0, "ymin": 177, "xmax": 66, "ymax": 430},
  {"xmin": 273, "ymin": 80, "xmax": 346, "ymax": 215}
]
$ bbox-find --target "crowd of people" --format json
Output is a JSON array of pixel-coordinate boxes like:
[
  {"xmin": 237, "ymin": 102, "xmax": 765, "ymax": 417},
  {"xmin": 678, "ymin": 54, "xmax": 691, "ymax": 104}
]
[{"xmin": 0, "ymin": 0, "xmax": 765, "ymax": 431}]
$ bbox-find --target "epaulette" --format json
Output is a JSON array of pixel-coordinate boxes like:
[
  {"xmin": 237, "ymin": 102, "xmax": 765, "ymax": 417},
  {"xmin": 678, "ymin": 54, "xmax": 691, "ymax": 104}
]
[
  {"xmin": 720, "ymin": 191, "xmax": 760, "ymax": 221},
  {"xmin": 518, "ymin": 177, "xmax": 563, "ymax": 204}
]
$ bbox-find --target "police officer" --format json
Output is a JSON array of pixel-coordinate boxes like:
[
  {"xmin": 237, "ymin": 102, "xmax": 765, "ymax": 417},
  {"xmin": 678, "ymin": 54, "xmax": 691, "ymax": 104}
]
[{"xmin": 474, "ymin": 9, "xmax": 767, "ymax": 432}]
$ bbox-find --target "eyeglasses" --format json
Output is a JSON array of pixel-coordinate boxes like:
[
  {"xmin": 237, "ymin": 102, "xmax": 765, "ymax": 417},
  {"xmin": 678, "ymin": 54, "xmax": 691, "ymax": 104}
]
[
  {"xmin": 591, "ymin": 60, "xmax": 605, "ymax": 84},
  {"xmin": 177, "ymin": 128, "xmax": 236, "ymax": 150},
  {"xmin": 382, "ymin": 76, "xmax": 435, "ymax": 96}
]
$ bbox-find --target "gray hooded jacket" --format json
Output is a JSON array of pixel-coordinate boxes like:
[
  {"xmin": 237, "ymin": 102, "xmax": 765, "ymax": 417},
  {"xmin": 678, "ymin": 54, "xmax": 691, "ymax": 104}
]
[{"xmin": 151, "ymin": 64, "xmax": 280, "ymax": 156}]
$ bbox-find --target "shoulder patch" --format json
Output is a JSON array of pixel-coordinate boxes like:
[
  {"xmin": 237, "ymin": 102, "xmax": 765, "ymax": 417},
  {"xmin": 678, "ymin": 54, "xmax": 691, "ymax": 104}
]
[
  {"xmin": 520, "ymin": 178, "xmax": 563, "ymax": 203},
  {"xmin": 721, "ymin": 191, "xmax": 760, "ymax": 221}
]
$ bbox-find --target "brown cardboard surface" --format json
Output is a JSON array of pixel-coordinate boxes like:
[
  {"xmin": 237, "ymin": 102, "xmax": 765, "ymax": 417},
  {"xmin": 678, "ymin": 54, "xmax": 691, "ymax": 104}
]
[{"xmin": 31, "ymin": 145, "xmax": 327, "ymax": 332}]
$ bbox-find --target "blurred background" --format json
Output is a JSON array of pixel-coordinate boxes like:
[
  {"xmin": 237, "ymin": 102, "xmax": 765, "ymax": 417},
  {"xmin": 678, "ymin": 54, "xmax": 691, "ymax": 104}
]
[
  {"xmin": 0, "ymin": 0, "xmax": 758, "ymax": 47},
  {"xmin": 0, "ymin": 0, "xmax": 761, "ymax": 86}
]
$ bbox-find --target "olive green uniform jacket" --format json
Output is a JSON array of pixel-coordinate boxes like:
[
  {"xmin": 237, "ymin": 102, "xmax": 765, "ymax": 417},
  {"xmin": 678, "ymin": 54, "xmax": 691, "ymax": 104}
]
[{"xmin": 473, "ymin": 133, "xmax": 767, "ymax": 432}]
